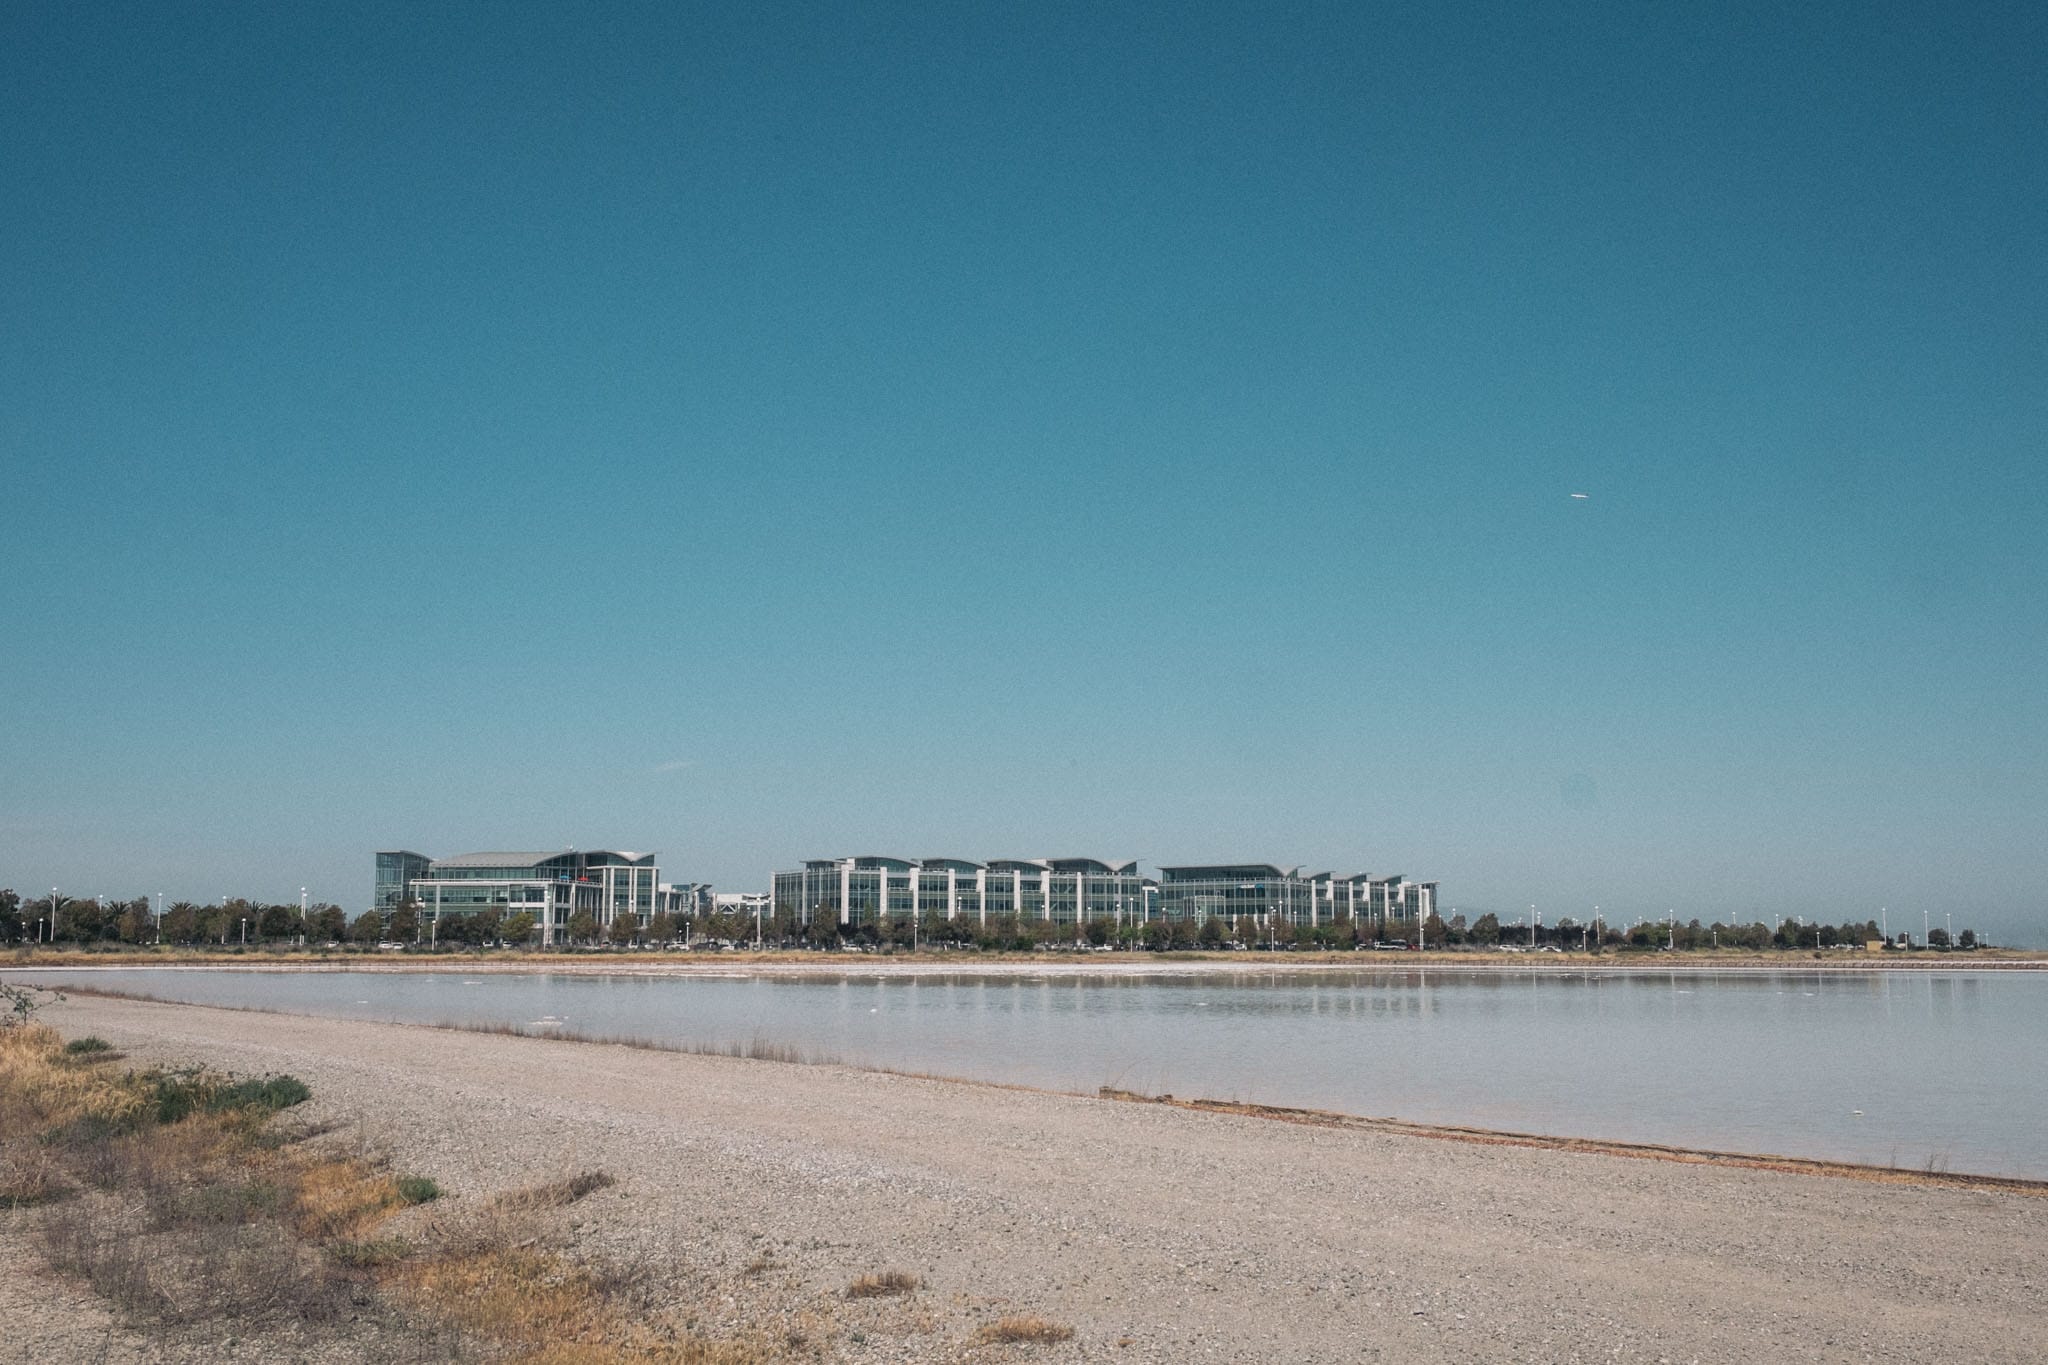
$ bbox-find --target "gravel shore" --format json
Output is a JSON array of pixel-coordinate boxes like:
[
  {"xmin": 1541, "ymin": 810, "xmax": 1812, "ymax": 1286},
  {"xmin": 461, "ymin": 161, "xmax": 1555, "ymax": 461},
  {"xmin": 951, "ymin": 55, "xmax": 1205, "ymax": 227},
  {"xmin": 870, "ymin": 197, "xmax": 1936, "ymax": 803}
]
[{"xmin": 10, "ymin": 993, "xmax": 2045, "ymax": 1363}]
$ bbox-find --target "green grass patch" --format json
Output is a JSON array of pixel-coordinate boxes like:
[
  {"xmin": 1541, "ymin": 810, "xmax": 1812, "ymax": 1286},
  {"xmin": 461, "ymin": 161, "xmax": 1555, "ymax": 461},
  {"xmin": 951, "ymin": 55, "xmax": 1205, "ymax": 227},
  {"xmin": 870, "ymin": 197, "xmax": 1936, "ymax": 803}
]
[
  {"xmin": 148, "ymin": 1070, "xmax": 312, "ymax": 1125},
  {"xmin": 328, "ymin": 1237, "xmax": 412, "ymax": 1268},
  {"xmin": 394, "ymin": 1175, "xmax": 441, "ymax": 1205},
  {"xmin": 64, "ymin": 1036, "xmax": 114, "ymax": 1055}
]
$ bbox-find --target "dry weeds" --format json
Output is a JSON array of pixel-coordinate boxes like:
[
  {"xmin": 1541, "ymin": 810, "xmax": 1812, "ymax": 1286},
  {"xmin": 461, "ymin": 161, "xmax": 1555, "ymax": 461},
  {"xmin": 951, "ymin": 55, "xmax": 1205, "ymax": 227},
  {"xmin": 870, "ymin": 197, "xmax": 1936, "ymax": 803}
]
[
  {"xmin": 845, "ymin": 1268, "xmax": 920, "ymax": 1298},
  {"xmin": 490, "ymin": 1168, "xmax": 618, "ymax": 1213},
  {"xmin": 973, "ymin": 1315, "xmax": 1076, "ymax": 1345}
]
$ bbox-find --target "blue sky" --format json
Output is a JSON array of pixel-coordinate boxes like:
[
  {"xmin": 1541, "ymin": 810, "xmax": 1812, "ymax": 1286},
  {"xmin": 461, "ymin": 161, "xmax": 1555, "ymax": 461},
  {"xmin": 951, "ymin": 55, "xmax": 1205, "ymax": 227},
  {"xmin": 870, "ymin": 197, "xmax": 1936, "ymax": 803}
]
[{"xmin": 3, "ymin": 2, "xmax": 2043, "ymax": 941}]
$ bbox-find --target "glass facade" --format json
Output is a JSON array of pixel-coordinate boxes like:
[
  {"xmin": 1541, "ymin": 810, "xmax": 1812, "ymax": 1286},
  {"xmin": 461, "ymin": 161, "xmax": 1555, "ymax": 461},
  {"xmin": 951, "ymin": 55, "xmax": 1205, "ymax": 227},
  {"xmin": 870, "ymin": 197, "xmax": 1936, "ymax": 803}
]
[
  {"xmin": 375, "ymin": 849, "xmax": 667, "ymax": 945},
  {"xmin": 1160, "ymin": 866, "xmax": 1436, "ymax": 929},
  {"xmin": 771, "ymin": 857, "xmax": 1151, "ymax": 929},
  {"xmin": 374, "ymin": 851, "xmax": 432, "ymax": 911}
]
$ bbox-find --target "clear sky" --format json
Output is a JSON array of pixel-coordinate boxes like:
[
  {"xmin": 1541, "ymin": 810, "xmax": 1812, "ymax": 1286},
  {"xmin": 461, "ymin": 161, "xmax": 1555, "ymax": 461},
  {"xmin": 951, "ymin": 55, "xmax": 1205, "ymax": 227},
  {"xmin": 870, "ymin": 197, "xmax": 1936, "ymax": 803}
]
[{"xmin": 3, "ymin": 2, "xmax": 2043, "ymax": 942}]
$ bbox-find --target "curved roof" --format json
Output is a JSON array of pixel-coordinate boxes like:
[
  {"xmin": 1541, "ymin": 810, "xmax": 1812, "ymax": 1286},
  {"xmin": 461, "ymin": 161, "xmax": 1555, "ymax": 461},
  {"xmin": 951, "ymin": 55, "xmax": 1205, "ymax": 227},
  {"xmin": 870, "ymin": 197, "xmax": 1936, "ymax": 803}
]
[
  {"xmin": 432, "ymin": 851, "xmax": 576, "ymax": 869},
  {"xmin": 1047, "ymin": 858, "xmax": 1138, "ymax": 875}
]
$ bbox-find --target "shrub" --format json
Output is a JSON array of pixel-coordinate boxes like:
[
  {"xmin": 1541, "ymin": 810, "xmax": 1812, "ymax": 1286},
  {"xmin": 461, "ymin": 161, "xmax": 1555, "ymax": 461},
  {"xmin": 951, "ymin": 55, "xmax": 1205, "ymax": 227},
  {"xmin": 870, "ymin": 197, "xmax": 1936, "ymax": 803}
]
[
  {"xmin": 395, "ymin": 1175, "xmax": 441, "ymax": 1205},
  {"xmin": 149, "ymin": 1070, "xmax": 311, "ymax": 1124},
  {"xmin": 329, "ymin": 1238, "xmax": 411, "ymax": 1268},
  {"xmin": 64, "ymin": 1036, "xmax": 113, "ymax": 1055},
  {"xmin": 490, "ymin": 1170, "xmax": 614, "ymax": 1213},
  {"xmin": 845, "ymin": 1268, "xmax": 919, "ymax": 1298},
  {"xmin": 974, "ymin": 1315, "xmax": 1075, "ymax": 1344}
]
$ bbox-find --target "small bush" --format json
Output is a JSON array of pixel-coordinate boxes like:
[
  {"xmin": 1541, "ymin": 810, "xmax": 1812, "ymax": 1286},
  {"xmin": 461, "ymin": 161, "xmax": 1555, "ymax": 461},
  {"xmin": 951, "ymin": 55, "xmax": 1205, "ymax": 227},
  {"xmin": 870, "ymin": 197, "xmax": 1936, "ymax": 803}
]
[
  {"xmin": 329, "ymin": 1238, "xmax": 411, "ymax": 1268},
  {"xmin": 974, "ymin": 1315, "xmax": 1075, "ymax": 1345},
  {"xmin": 212, "ymin": 1075, "xmax": 312, "ymax": 1114},
  {"xmin": 395, "ymin": 1175, "xmax": 441, "ymax": 1205},
  {"xmin": 64, "ymin": 1037, "xmax": 114, "ymax": 1055},
  {"xmin": 490, "ymin": 1169, "xmax": 614, "ymax": 1212},
  {"xmin": 845, "ymin": 1269, "xmax": 919, "ymax": 1299},
  {"xmin": 147, "ymin": 1070, "xmax": 311, "ymax": 1125}
]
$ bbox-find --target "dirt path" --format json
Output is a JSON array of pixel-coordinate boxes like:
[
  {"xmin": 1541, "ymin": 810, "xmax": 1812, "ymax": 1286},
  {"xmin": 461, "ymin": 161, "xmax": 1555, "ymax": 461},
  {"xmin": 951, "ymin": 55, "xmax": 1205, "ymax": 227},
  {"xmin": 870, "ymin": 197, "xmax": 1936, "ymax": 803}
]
[{"xmin": 13, "ymin": 993, "xmax": 2045, "ymax": 1363}]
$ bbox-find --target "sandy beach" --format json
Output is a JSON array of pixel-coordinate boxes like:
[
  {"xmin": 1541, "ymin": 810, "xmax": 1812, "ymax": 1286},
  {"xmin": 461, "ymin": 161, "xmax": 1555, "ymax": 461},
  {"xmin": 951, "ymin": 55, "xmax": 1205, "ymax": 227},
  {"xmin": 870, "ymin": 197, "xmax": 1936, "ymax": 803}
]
[{"xmin": 8, "ymin": 991, "xmax": 2046, "ymax": 1363}]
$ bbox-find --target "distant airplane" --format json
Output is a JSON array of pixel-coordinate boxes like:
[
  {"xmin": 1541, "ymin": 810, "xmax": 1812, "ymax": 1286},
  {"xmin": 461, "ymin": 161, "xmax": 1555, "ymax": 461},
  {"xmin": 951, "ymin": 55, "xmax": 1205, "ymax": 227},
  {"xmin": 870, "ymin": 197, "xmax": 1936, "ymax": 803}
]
[{"xmin": 1570, "ymin": 492, "xmax": 1590, "ymax": 499}]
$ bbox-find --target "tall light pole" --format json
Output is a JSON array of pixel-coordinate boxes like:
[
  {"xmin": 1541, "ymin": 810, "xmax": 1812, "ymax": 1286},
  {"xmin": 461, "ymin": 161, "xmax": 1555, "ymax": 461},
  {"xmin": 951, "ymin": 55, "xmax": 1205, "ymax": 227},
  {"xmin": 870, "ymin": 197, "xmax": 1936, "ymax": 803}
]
[
  {"xmin": 155, "ymin": 891, "xmax": 164, "ymax": 945},
  {"xmin": 1923, "ymin": 908, "xmax": 1929, "ymax": 949},
  {"xmin": 1529, "ymin": 905, "xmax": 1536, "ymax": 949},
  {"xmin": 1668, "ymin": 909, "xmax": 1675, "ymax": 951},
  {"xmin": 1945, "ymin": 912, "xmax": 1952, "ymax": 947}
]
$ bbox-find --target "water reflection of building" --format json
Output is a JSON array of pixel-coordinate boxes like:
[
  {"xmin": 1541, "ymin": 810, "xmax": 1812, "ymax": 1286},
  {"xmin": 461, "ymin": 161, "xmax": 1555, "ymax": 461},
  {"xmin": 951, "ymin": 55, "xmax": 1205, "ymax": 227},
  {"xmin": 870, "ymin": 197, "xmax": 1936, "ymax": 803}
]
[{"xmin": 769, "ymin": 856, "xmax": 1437, "ymax": 933}]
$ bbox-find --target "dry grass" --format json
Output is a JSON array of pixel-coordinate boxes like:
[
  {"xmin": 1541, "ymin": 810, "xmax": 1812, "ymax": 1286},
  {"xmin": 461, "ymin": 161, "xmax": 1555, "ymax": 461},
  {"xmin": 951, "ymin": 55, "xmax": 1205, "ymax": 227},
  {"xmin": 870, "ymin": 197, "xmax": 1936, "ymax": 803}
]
[
  {"xmin": 845, "ymin": 1268, "xmax": 920, "ymax": 1299},
  {"xmin": 0, "ymin": 1023, "xmax": 408, "ymax": 1333},
  {"xmin": 0, "ymin": 1023, "xmax": 149, "ymax": 1134},
  {"xmin": 400, "ymin": 1245, "xmax": 778, "ymax": 1364},
  {"xmin": 490, "ymin": 1169, "xmax": 617, "ymax": 1213},
  {"xmin": 973, "ymin": 1315, "xmax": 1076, "ymax": 1345}
]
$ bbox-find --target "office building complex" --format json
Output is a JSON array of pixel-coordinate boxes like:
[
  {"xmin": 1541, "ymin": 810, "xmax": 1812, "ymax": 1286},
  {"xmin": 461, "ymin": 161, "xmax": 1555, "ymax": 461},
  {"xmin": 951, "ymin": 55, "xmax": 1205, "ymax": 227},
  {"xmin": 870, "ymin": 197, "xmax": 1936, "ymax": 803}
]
[
  {"xmin": 770, "ymin": 856, "xmax": 1435, "ymax": 934},
  {"xmin": 373, "ymin": 849, "xmax": 685, "ymax": 946},
  {"xmin": 771, "ymin": 857, "xmax": 1153, "ymax": 930},
  {"xmin": 1159, "ymin": 865, "xmax": 1436, "ymax": 931}
]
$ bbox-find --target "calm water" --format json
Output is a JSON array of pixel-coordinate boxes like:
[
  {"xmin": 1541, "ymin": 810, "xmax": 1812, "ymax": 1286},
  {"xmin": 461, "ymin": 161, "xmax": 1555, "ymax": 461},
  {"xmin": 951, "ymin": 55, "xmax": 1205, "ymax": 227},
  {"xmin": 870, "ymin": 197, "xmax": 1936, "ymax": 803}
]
[{"xmin": 14, "ymin": 966, "xmax": 2043, "ymax": 1178}]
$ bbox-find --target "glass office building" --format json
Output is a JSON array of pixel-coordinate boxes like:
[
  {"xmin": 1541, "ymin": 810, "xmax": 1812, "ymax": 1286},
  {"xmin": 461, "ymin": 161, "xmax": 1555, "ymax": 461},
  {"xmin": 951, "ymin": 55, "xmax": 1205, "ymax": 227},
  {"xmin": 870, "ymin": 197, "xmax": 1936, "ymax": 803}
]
[
  {"xmin": 374, "ymin": 851, "xmax": 432, "ymax": 912},
  {"xmin": 373, "ymin": 849, "xmax": 663, "ymax": 946},
  {"xmin": 1160, "ymin": 865, "xmax": 1436, "ymax": 930},
  {"xmin": 771, "ymin": 856, "xmax": 1150, "ymax": 930}
]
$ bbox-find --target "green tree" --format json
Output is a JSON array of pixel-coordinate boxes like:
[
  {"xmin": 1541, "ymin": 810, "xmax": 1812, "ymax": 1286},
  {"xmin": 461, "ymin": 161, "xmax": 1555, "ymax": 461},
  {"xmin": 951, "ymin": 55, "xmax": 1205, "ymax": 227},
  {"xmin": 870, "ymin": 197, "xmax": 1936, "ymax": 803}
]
[
  {"xmin": 350, "ymin": 910, "xmax": 385, "ymax": 944},
  {"xmin": 565, "ymin": 910, "xmax": 599, "ymax": 944},
  {"xmin": 117, "ymin": 902, "xmax": 153, "ymax": 944},
  {"xmin": 501, "ymin": 911, "xmax": 537, "ymax": 945},
  {"xmin": 644, "ymin": 911, "xmax": 675, "ymax": 944},
  {"xmin": 0, "ymin": 889, "xmax": 23, "ymax": 943},
  {"xmin": 258, "ymin": 902, "xmax": 302, "ymax": 942},
  {"xmin": 160, "ymin": 902, "xmax": 198, "ymax": 944},
  {"xmin": 1959, "ymin": 928, "xmax": 1977, "ymax": 948},
  {"xmin": 55, "ymin": 897, "xmax": 105, "ymax": 943},
  {"xmin": 472, "ymin": 906, "xmax": 505, "ymax": 945},
  {"xmin": 1470, "ymin": 913, "xmax": 1500, "ymax": 945},
  {"xmin": 308, "ymin": 904, "xmax": 347, "ymax": 941},
  {"xmin": 387, "ymin": 901, "xmax": 420, "ymax": 943}
]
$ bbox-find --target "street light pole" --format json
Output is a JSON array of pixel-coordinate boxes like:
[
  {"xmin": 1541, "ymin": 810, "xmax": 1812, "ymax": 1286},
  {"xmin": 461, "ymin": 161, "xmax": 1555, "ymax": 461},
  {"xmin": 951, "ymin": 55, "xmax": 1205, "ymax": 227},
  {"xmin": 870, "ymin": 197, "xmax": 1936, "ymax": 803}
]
[{"xmin": 1529, "ymin": 906, "xmax": 1536, "ymax": 950}]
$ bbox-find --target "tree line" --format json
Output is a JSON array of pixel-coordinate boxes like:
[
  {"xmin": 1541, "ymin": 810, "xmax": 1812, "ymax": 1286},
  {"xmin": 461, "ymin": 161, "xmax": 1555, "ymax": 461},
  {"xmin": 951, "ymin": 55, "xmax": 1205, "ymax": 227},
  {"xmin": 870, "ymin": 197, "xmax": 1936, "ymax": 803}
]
[{"xmin": 1, "ymin": 890, "xmax": 1982, "ymax": 952}]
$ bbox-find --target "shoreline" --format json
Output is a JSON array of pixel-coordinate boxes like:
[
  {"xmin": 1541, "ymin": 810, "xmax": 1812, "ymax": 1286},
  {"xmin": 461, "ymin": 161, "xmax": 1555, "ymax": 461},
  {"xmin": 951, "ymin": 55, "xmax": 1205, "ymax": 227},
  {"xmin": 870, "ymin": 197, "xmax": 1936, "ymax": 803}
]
[
  {"xmin": 28, "ymin": 978, "xmax": 2048, "ymax": 1192},
  {"xmin": 18, "ymin": 991, "xmax": 2048, "ymax": 1363},
  {"xmin": 9, "ymin": 948, "xmax": 2045, "ymax": 976}
]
